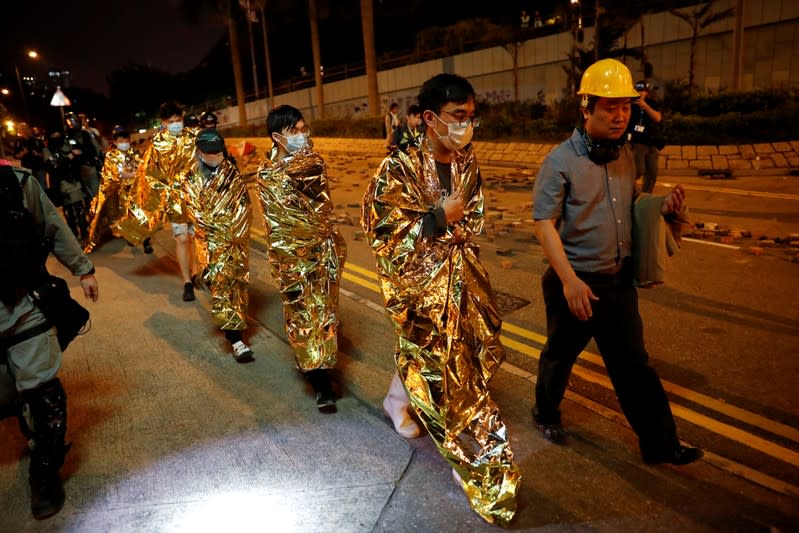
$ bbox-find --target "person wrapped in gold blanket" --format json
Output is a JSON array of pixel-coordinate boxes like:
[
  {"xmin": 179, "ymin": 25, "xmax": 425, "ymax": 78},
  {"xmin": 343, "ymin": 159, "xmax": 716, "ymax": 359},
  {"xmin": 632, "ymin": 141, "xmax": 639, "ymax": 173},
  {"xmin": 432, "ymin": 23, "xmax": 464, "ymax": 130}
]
[
  {"xmin": 118, "ymin": 101, "xmax": 197, "ymax": 301},
  {"xmin": 256, "ymin": 105, "xmax": 346, "ymax": 412},
  {"xmin": 361, "ymin": 74, "xmax": 520, "ymax": 526},
  {"xmin": 183, "ymin": 129, "xmax": 253, "ymax": 362},
  {"xmin": 84, "ymin": 126, "xmax": 142, "ymax": 253}
]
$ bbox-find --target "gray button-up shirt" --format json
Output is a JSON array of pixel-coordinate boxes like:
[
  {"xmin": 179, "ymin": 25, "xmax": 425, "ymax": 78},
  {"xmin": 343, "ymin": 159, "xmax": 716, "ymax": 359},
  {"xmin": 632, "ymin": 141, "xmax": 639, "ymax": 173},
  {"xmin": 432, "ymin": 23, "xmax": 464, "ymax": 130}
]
[{"xmin": 533, "ymin": 129, "xmax": 636, "ymax": 272}]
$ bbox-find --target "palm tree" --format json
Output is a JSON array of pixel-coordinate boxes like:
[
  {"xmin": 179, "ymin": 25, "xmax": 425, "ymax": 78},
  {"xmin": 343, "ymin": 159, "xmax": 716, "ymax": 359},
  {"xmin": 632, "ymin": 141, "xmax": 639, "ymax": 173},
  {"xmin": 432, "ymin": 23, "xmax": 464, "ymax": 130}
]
[
  {"xmin": 308, "ymin": 0, "xmax": 325, "ymax": 119},
  {"xmin": 360, "ymin": 0, "xmax": 380, "ymax": 117},
  {"xmin": 181, "ymin": 0, "xmax": 247, "ymax": 126},
  {"xmin": 254, "ymin": 0, "xmax": 275, "ymax": 109},
  {"xmin": 670, "ymin": 0, "xmax": 735, "ymax": 97}
]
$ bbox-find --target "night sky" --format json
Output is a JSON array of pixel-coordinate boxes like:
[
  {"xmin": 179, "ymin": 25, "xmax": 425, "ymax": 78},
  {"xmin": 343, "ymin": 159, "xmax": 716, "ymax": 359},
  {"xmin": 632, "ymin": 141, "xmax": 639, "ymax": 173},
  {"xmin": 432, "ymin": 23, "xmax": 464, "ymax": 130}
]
[
  {"xmin": 0, "ymin": 0, "xmax": 564, "ymax": 118},
  {"xmin": 1, "ymin": 0, "xmax": 224, "ymax": 95}
]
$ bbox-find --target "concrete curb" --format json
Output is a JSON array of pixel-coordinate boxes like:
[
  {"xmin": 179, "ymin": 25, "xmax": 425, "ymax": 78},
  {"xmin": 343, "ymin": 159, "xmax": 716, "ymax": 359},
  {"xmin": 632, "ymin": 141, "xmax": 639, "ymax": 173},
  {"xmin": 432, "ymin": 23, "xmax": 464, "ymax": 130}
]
[{"xmin": 227, "ymin": 137, "xmax": 799, "ymax": 178}]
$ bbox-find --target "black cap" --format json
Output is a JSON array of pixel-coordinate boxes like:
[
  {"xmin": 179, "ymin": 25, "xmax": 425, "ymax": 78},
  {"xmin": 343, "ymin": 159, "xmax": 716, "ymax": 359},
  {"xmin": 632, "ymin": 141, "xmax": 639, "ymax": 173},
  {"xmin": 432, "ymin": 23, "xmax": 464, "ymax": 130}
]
[
  {"xmin": 195, "ymin": 128, "xmax": 225, "ymax": 153},
  {"xmin": 112, "ymin": 125, "xmax": 129, "ymax": 139}
]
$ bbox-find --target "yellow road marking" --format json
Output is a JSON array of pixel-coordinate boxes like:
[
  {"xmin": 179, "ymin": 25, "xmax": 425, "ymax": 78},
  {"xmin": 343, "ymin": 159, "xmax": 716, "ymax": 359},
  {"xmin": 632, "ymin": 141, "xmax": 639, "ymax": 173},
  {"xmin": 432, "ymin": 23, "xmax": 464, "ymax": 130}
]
[
  {"xmin": 502, "ymin": 321, "xmax": 799, "ymax": 444},
  {"xmin": 500, "ymin": 335, "xmax": 799, "ymax": 468},
  {"xmin": 250, "ymin": 238, "xmax": 799, "ymax": 466},
  {"xmin": 670, "ymin": 403, "xmax": 799, "ymax": 469},
  {"xmin": 346, "ymin": 262, "xmax": 379, "ymax": 279},
  {"xmin": 342, "ymin": 271, "xmax": 381, "ymax": 292}
]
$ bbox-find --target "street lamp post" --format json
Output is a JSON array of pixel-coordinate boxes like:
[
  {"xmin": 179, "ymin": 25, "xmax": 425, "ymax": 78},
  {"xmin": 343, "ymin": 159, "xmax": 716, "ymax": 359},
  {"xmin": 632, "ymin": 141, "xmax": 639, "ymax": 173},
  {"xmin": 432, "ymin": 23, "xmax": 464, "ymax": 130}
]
[
  {"xmin": 570, "ymin": 0, "xmax": 582, "ymax": 95},
  {"xmin": 14, "ymin": 50, "xmax": 39, "ymax": 122},
  {"xmin": 15, "ymin": 65, "xmax": 28, "ymax": 121}
]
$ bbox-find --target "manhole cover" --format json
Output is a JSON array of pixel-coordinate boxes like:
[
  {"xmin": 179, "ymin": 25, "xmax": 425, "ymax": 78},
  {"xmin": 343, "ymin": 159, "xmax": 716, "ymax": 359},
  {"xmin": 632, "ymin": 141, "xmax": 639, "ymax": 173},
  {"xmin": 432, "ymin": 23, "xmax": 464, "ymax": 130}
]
[{"xmin": 493, "ymin": 291, "xmax": 530, "ymax": 316}]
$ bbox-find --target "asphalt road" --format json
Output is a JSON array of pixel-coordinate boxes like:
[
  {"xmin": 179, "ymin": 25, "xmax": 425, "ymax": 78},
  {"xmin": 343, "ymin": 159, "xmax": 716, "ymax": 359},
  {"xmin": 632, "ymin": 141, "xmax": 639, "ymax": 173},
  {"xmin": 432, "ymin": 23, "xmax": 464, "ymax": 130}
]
[
  {"xmin": 1, "ymin": 151, "xmax": 797, "ymax": 531},
  {"xmin": 297, "ymin": 152, "xmax": 799, "ymax": 494}
]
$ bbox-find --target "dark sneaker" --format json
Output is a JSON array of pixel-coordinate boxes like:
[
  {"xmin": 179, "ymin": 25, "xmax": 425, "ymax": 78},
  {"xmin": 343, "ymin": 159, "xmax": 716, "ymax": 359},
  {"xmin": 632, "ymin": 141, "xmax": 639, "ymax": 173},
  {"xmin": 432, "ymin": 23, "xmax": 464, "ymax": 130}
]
[
  {"xmin": 231, "ymin": 341, "xmax": 255, "ymax": 363},
  {"xmin": 182, "ymin": 283, "xmax": 195, "ymax": 302},
  {"xmin": 643, "ymin": 445, "xmax": 703, "ymax": 466},
  {"xmin": 532, "ymin": 410, "xmax": 566, "ymax": 444},
  {"xmin": 307, "ymin": 369, "xmax": 337, "ymax": 414},
  {"xmin": 143, "ymin": 238, "xmax": 153, "ymax": 254},
  {"xmin": 315, "ymin": 389, "xmax": 337, "ymax": 414},
  {"xmin": 536, "ymin": 421, "xmax": 567, "ymax": 445},
  {"xmin": 30, "ymin": 470, "xmax": 65, "ymax": 520}
]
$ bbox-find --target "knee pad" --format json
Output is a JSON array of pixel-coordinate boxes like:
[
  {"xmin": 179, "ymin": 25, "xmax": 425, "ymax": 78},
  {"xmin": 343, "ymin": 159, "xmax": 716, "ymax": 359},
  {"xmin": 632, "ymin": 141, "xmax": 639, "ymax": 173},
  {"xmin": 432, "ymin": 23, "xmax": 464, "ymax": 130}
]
[{"xmin": 22, "ymin": 378, "xmax": 68, "ymax": 468}]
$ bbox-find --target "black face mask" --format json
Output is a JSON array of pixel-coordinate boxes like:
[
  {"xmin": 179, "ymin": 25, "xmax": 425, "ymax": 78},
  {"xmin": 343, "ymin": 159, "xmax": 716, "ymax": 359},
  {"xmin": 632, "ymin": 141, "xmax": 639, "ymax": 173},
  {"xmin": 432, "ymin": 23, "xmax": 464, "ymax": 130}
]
[{"xmin": 579, "ymin": 128, "xmax": 626, "ymax": 166}]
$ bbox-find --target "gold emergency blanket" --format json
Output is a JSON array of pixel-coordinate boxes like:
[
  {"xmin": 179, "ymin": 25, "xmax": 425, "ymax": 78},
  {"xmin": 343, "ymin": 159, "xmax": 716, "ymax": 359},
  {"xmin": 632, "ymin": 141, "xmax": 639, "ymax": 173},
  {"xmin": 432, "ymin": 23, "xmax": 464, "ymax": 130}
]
[
  {"xmin": 183, "ymin": 158, "xmax": 251, "ymax": 331},
  {"xmin": 361, "ymin": 139, "xmax": 520, "ymax": 525},
  {"xmin": 118, "ymin": 130, "xmax": 195, "ymax": 244},
  {"xmin": 84, "ymin": 147, "xmax": 142, "ymax": 253},
  {"xmin": 256, "ymin": 146, "xmax": 346, "ymax": 370}
]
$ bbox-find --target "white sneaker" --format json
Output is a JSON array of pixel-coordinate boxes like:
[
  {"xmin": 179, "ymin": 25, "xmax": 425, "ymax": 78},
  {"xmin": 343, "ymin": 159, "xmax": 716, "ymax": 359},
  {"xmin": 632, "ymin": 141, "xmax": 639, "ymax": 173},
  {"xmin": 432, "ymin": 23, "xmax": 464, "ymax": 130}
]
[{"xmin": 232, "ymin": 341, "xmax": 254, "ymax": 363}]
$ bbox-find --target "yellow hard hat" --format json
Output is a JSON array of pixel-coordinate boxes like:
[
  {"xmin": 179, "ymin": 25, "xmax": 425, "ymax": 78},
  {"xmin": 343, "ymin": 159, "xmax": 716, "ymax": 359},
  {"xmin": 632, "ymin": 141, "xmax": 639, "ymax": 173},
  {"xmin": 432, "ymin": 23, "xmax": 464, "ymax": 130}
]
[{"xmin": 577, "ymin": 58, "xmax": 639, "ymax": 98}]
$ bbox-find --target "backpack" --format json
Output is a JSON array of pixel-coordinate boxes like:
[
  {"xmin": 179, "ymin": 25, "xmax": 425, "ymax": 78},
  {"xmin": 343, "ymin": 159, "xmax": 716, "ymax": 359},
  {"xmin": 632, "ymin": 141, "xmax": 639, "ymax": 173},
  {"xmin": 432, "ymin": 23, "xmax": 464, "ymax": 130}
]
[{"xmin": 0, "ymin": 166, "xmax": 48, "ymax": 306}]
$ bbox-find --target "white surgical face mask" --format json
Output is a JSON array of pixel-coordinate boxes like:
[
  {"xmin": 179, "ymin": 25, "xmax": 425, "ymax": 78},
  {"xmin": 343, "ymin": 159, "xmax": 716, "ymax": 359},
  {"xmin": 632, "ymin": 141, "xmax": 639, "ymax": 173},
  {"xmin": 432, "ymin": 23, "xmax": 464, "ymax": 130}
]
[
  {"xmin": 200, "ymin": 153, "xmax": 224, "ymax": 168},
  {"xmin": 284, "ymin": 132, "xmax": 309, "ymax": 153},
  {"xmin": 166, "ymin": 121, "xmax": 184, "ymax": 136},
  {"xmin": 116, "ymin": 142, "xmax": 130, "ymax": 151},
  {"xmin": 433, "ymin": 113, "xmax": 474, "ymax": 151}
]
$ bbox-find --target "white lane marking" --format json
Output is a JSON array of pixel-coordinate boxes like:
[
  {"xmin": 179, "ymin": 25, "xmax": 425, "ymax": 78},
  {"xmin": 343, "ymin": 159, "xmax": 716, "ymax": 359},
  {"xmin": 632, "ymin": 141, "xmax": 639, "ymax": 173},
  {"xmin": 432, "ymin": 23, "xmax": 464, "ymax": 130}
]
[{"xmin": 683, "ymin": 237, "xmax": 741, "ymax": 250}]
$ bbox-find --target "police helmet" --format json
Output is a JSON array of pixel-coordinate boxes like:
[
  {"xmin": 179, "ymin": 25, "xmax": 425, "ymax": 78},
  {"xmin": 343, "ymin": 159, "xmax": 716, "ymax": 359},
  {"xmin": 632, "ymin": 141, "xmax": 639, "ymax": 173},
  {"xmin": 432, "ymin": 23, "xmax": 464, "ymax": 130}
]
[
  {"xmin": 64, "ymin": 112, "xmax": 81, "ymax": 130},
  {"xmin": 200, "ymin": 111, "xmax": 218, "ymax": 128},
  {"xmin": 185, "ymin": 114, "xmax": 201, "ymax": 128}
]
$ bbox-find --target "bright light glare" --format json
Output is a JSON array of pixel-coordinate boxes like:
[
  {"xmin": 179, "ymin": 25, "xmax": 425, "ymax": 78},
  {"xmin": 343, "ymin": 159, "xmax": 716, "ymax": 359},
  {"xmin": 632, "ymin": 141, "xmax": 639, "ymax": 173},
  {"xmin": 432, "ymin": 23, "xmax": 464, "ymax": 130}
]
[
  {"xmin": 138, "ymin": 128, "xmax": 148, "ymax": 134},
  {"xmin": 0, "ymin": 88, "xmax": 8, "ymax": 95},
  {"xmin": 28, "ymin": 50, "xmax": 39, "ymax": 59},
  {"xmin": 5, "ymin": 120, "xmax": 14, "ymax": 132},
  {"xmin": 167, "ymin": 491, "xmax": 297, "ymax": 532}
]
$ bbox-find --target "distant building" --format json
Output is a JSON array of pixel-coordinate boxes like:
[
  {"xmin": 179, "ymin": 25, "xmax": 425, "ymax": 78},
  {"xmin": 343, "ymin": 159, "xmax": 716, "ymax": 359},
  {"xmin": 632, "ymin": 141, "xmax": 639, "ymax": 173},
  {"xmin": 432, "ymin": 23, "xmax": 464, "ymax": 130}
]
[{"xmin": 48, "ymin": 69, "xmax": 72, "ymax": 89}]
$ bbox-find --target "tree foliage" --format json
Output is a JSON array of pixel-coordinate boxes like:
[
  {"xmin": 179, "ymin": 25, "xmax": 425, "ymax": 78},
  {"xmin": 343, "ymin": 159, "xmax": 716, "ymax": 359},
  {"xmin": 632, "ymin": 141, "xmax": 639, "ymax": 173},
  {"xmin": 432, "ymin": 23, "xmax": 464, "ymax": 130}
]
[{"xmin": 669, "ymin": 0, "xmax": 735, "ymax": 96}]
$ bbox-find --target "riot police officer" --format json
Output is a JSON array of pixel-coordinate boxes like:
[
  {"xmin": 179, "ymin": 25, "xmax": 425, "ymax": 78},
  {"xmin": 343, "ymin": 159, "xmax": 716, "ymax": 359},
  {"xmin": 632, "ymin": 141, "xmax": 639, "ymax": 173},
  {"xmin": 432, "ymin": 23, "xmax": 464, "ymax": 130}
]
[
  {"xmin": 64, "ymin": 112, "xmax": 101, "ymax": 201},
  {"xmin": 0, "ymin": 163, "xmax": 99, "ymax": 519}
]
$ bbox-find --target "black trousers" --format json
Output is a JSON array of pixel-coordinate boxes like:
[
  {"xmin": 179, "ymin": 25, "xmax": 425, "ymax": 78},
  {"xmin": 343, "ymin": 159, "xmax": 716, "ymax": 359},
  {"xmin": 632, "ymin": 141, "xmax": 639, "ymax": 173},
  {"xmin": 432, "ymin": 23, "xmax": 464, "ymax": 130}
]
[{"xmin": 534, "ymin": 264, "xmax": 679, "ymax": 456}]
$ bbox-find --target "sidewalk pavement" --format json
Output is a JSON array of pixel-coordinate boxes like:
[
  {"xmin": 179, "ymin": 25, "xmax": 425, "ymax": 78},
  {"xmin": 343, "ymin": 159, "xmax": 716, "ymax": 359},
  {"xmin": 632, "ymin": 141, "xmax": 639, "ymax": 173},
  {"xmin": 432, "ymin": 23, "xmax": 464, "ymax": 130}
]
[
  {"xmin": 228, "ymin": 137, "xmax": 799, "ymax": 177},
  {"xmin": 1, "ymin": 216, "xmax": 797, "ymax": 531}
]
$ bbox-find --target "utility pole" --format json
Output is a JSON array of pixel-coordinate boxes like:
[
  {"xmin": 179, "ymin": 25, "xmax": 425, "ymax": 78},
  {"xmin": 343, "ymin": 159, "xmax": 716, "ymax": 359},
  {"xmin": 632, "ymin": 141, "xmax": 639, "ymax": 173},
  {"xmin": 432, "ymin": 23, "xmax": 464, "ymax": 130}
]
[
  {"xmin": 640, "ymin": 13, "xmax": 646, "ymax": 75},
  {"xmin": 570, "ymin": 0, "xmax": 581, "ymax": 95},
  {"xmin": 245, "ymin": 0, "xmax": 259, "ymax": 98},
  {"xmin": 594, "ymin": 0, "xmax": 601, "ymax": 61},
  {"xmin": 731, "ymin": 0, "xmax": 744, "ymax": 90},
  {"xmin": 308, "ymin": 0, "xmax": 325, "ymax": 119},
  {"xmin": 227, "ymin": 5, "xmax": 247, "ymax": 126},
  {"xmin": 360, "ymin": 0, "xmax": 379, "ymax": 117},
  {"xmin": 258, "ymin": 1, "xmax": 275, "ymax": 109}
]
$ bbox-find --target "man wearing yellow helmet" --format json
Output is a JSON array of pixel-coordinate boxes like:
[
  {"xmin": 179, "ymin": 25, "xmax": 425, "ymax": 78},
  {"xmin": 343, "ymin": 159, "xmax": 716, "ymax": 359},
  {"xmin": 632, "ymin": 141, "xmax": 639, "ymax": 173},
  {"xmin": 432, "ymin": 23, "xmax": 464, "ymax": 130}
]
[{"xmin": 530, "ymin": 58, "xmax": 701, "ymax": 466}]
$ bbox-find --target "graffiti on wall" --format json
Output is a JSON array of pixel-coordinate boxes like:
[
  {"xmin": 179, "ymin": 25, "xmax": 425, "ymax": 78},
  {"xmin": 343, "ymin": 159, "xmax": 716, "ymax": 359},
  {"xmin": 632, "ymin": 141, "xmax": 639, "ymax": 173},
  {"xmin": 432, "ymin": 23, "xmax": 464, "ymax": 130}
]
[{"xmin": 476, "ymin": 88, "xmax": 513, "ymax": 104}]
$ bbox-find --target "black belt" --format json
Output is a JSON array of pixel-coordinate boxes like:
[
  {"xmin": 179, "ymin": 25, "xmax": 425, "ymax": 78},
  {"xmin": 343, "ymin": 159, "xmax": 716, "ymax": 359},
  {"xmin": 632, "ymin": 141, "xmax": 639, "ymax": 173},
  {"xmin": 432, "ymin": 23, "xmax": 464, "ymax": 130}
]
[{"xmin": 0, "ymin": 321, "xmax": 53, "ymax": 364}]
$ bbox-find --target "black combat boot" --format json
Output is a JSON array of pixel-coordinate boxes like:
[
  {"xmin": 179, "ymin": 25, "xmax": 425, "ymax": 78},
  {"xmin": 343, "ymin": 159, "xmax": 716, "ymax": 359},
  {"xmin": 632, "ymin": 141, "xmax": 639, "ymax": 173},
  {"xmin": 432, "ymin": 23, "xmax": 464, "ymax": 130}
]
[{"xmin": 22, "ymin": 378, "xmax": 69, "ymax": 519}]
